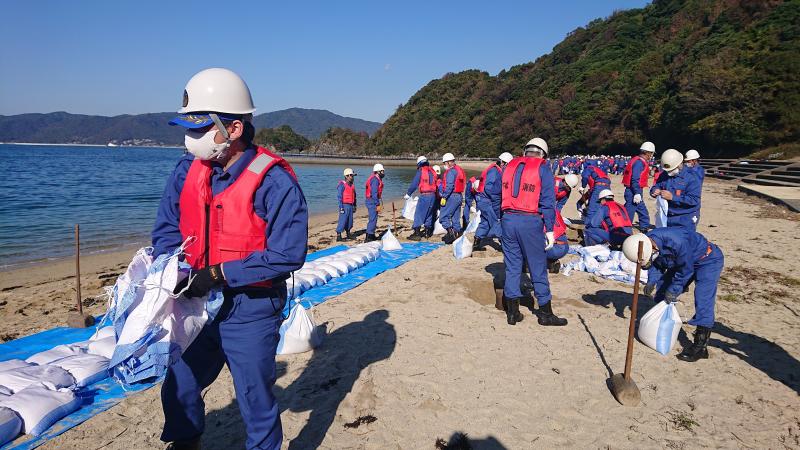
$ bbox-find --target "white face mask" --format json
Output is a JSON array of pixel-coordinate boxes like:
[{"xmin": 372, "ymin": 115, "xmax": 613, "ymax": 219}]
[
  {"xmin": 667, "ymin": 169, "xmax": 679, "ymax": 177},
  {"xmin": 184, "ymin": 128, "xmax": 230, "ymax": 160}
]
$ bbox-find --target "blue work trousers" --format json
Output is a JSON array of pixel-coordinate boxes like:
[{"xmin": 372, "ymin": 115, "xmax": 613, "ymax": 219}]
[
  {"xmin": 439, "ymin": 193, "xmax": 463, "ymax": 232},
  {"xmin": 366, "ymin": 199, "xmax": 379, "ymax": 234},
  {"xmin": 161, "ymin": 288, "xmax": 286, "ymax": 450},
  {"xmin": 586, "ymin": 182, "xmax": 610, "ymax": 219},
  {"xmin": 502, "ymin": 213, "xmax": 552, "ymax": 305},
  {"xmin": 651, "ymin": 245, "xmax": 722, "ymax": 328},
  {"xmin": 475, "ymin": 197, "xmax": 501, "ymax": 239},
  {"xmin": 624, "ymin": 188, "xmax": 650, "ymax": 230},
  {"xmin": 413, "ymin": 193, "xmax": 436, "ymax": 230},
  {"xmin": 546, "ymin": 242, "xmax": 569, "ymax": 261},
  {"xmin": 336, "ymin": 204, "xmax": 354, "ymax": 233},
  {"xmin": 667, "ymin": 213, "xmax": 699, "ymax": 232}
]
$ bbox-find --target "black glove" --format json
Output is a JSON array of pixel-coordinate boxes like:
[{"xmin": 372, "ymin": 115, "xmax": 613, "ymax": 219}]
[
  {"xmin": 664, "ymin": 291, "xmax": 679, "ymax": 304},
  {"xmin": 174, "ymin": 264, "xmax": 225, "ymax": 298}
]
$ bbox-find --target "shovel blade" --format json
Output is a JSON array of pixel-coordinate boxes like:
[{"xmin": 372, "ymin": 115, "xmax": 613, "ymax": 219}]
[{"xmin": 610, "ymin": 373, "xmax": 641, "ymax": 406}]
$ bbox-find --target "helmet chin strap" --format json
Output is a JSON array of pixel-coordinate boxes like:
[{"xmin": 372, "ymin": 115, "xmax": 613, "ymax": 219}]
[{"xmin": 208, "ymin": 113, "xmax": 231, "ymax": 141}]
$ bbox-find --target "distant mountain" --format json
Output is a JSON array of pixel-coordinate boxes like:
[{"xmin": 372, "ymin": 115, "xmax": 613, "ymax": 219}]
[{"xmin": 0, "ymin": 108, "xmax": 382, "ymax": 145}]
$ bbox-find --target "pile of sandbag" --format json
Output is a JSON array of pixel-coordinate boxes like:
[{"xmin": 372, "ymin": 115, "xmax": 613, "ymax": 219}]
[
  {"xmin": 287, "ymin": 241, "xmax": 383, "ymax": 300},
  {"xmin": 0, "ymin": 325, "xmax": 118, "ymax": 444},
  {"xmin": 562, "ymin": 245, "xmax": 648, "ymax": 284}
]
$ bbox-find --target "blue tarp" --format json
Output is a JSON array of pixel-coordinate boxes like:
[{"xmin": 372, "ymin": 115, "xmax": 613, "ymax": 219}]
[{"xmin": 0, "ymin": 242, "xmax": 440, "ymax": 449}]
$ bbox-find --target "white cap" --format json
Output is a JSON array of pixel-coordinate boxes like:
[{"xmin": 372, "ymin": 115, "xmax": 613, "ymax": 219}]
[
  {"xmin": 442, "ymin": 153, "xmax": 456, "ymax": 162},
  {"xmin": 433, "ymin": 165, "xmax": 442, "ymax": 175},
  {"xmin": 640, "ymin": 141, "xmax": 655, "ymax": 153},
  {"xmin": 622, "ymin": 234, "xmax": 653, "ymax": 264},
  {"xmin": 564, "ymin": 174, "xmax": 580, "ymax": 189},
  {"xmin": 598, "ymin": 189, "xmax": 614, "ymax": 200},
  {"xmin": 416, "ymin": 156, "xmax": 427, "ymax": 164},
  {"xmin": 373, "ymin": 163, "xmax": 385, "ymax": 172},
  {"xmin": 685, "ymin": 149, "xmax": 700, "ymax": 161},
  {"xmin": 524, "ymin": 137, "xmax": 549, "ymax": 156},
  {"xmin": 178, "ymin": 68, "xmax": 256, "ymax": 114},
  {"xmin": 661, "ymin": 149, "xmax": 683, "ymax": 172},
  {"xmin": 498, "ymin": 152, "xmax": 513, "ymax": 163},
  {"xmin": 343, "ymin": 168, "xmax": 355, "ymax": 176}
]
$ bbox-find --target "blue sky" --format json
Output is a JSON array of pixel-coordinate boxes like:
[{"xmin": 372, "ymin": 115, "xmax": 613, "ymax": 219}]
[{"xmin": 0, "ymin": 0, "xmax": 649, "ymax": 122}]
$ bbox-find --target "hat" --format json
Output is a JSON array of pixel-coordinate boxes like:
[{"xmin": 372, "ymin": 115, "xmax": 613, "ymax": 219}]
[
  {"xmin": 168, "ymin": 112, "xmax": 242, "ymax": 129},
  {"xmin": 343, "ymin": 168, "xmax": 356, "ymax": 176}
]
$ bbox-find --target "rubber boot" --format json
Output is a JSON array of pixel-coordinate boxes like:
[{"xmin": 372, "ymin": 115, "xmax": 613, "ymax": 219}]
[
  {"xmin": 408, "ymin": 227, "xmax": 422, "ymax": 241},
  {"xmin": 537, "ymin": 301, "xmax": 568, "ymax": 326},
  {"xmin": 336, "ymin": 233, "xmax": 344, "ymax": 242},
  {"xmin": 166, "ymin": 437, "xmax": 201, "ymax": 450},
  {"xmin": 443, "ymin": 229, "xmax": 457, "ymax": 245},
  {"xmin": 345, "ymin": 230, "xmax": 354, "ymax": 241},
  {"xmin": 677, "ymin": 326, "xmax": 711, "ymax": 362},
  {"xmin": 425, "ymin": 227, "xmax": 435, "ymax": 238},
  {"xmin": 547, "ymin": 260, "xmax": 561, "ymax": 274},
  {"xmin": 505, "ymin": 297, "xmax": 524, "ymax": 326},
  {"xmin": 365, "ymin": 233, "xmax": 377, "ymax": 243},
  {"xmin": 473, "ymin": 237, "xmax": 484, "ymax": 252}
]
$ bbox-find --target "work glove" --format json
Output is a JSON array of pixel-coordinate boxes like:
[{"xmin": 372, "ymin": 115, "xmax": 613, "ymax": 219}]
[
  {"xmin": 633, "ymin": 194, "xmax": 642, "ymax": 204},
  {"xmin": 643, "ymin": 282, "xmax": 656, "ymax": 297},
  {"xmin": 339, "ymin": 208, "xmax": 345, "ymax": 214},
  {"xmin": 440, "ymin": 198, "xmax": 446, "ymax": 207},
  {"xmin": 664, "ymin": 291, "xmax": 679, "ymax": 304},
  {"xmin": 544, "ymin": 232, "xmax": 555, "ymax": 251},
  {"xmin": 174, "ymin": 264, "xmax": 224, "ymax": 298},
  {"xmin": 404, "ymin": 194, "xmax": 411, "ymax": 200}
]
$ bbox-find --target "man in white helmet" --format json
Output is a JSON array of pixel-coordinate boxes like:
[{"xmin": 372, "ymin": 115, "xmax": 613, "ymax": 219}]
[
  {"xmin": 405, "ymin": 156, "xmax": 438, "ymax": 240},
  {"xmin": 622, "ymin": 141, "xmax": 655, "ymax": 232},
  {"xmin": 153, "ymin": 68, "xmax": 307, "ymax": 450},
  {"xmin": 473, "ymin": 152, "xmax": 512, "ymax": 251},
  {"xmin": 583, "ymin": 189, "xmax": 633, "ymax": 248},
  {"xmin": 336, "ymin": 168, "xmax": 357, "ymax": 241},
  {"xmin": 500, "ymin": 138, "xmax": 567, "ymax": 326},
  {"xmin": 553, "ymin": 173, "xmax": 580, "ymax": 213},
  {"xmin": 364, "ymin": 163, "xmax": 385, "ymax": 242},
  {"xmin": 438, "ymin": 153, "xmax": 467, "ymax": 244},
  {"xmin": 650, "ymin": 149, "xmax": 702, "ymax": 231},
  {"xmin": 621, "ymin": 227, "xmax": 724, "ymax": 362},
  {"xmin": 684, "ymin": 149, "xmax": 705, "ymax": 185}
]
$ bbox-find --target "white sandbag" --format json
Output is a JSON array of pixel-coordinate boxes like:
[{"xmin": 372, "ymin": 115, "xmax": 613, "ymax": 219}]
[
  {"xmin": 638, "ymin": 301, "xmax": 682, "ymax": 355},
  {"xmin": 325, "ymin": 259, "xmax": 351, "ymax": 275},
  {"xmin": 25, "ymin": 344, "xmax": 87, "ymax": 365},
  {"xmin": 91, "ymin": 326, "xmax": 116, "ymax": 341},
  {"xmin": 314, "ymin": 263, "xmax": 344, "ymax": 278},
  {"xmin": 453, "ymin": 234, "xmax": 473, "ymax": 260},
  {"xmin": 333, "ymin": 255, "xmax": 360, "ymax": 271},
  {"xmin": 49, "ymin": 354, "xmax": 110, "ymax": 388},
  {"xmin": 357, "ymin": 241, "xmax": 383, "ymax": 250},
  {"xmin": 342, "ymin": 251, "xmax": 369, "ymax": 265},
  {"xmin": 86, "ymin": 336, "xmax": 116, "ymax": 359},
  {"xmin": 0, "ymin": 407, "xmax": 21, "ymax": 446},
  {"xmin": 582, "ymin": 245, "xmax": 611, "ymax": 262},
  {"xmin": 0, "ymin": 360, "xmax": 31, "ymax": 373},
  {"xmin": 381, "ymin": 227, "xmax": 403, "ymax": 251},
  {"xmin": 464, "ymin": 210, "xmax": 481, "ymax": 234},
  {"xmin": 277, "ymin": 302, "xmax": 324, "ymax": 355},
  {"xmin": 401, "ymin": 196, "xmax": 418, "ymax": 221},
  {"xmin": 347, "ymin": 249, "xmax": 377, "ymax": 263},
  {"xmin": 0, "ymin": 366, "xmax": 74, "ymax": 394},
  {"xmin": 655, "ymin": 196, "xmax": 669, "ymax": 228},
  {"xmin": 293, "ymin": 272, "xmax": 320, "ymax": 289},
  {"xmin": 0, "ymin": 387, "xmax": 10, "ymax": 397},
  {"xmin": 300, "ymin": 261, "xmax": 319, "ymax": 271},
  {"xmin": 432, "ymin": 218, "xmax": 446, "ymax": 235},
  {"xmin": 0, "ymin": 383, "xmax": 80, "ymax": 436},
  {"xmin": 296, "ymin": 269, "xmax": 329, "ymax": 286}
]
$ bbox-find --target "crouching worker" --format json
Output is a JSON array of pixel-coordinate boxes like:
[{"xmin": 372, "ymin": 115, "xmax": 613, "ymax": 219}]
[
  {"xmin": 621, "ymin": 229, "xmax": 724, "ymax": 362},
  {"xmin": 154, "ymin": 68, "xmax": 308, "ymax": 449},
  {"xmin": 584, "ymin": 189, "xmax": 633, "ymax": 249},
  {"xmin": 546, "ymin": 209, "xmax": 569, "ymax": 274}
]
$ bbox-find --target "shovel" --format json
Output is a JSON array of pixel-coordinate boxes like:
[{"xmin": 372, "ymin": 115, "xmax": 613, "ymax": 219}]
[
  {"xmin": 392, "ymin": 202, "xmax": 397, "ymax": 231},
  {"xmin": 610, "ymin": 240, "xmax": 644, "ymax": 406}
]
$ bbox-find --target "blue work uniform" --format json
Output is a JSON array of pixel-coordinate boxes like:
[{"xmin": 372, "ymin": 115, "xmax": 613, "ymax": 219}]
[
  {"xmin": 546, "ymin": 233, "xmax": 569, "ymax": 262},
  {"xmin": 584, "ymin": 202, "xmax": 633, "ymax": 247},
  {"xmin": 623, "ymin": 157, "xmax": 651, "ymax": 231},
  {"xmin": 650, "ymin": 166, "xmax": 701, "ymax": 231},
  {"xmin": 581, "ymin": 164, "xmax": 611, "ymax": 219},
  {"xmin": 555, "ymin": 178, "xmax": 571, "ymax": 212},
  {"xmin": 152, "ymin": 147, "xmax": 308, "ymax": 450},
  {"xmin": 336, "ymin": 181, "xmax": 356, "ymax": 234},
  {"xmin": 365, "ymin": 175, "xmax": 382, "ymax": 235},
  {"xmin": 438, "ymin": 167, "xmax": 463, "ymax": 232},
  {"xmin": 406, "ymin": 163, "xmax": 437, "ymax": 230},
  {"xmin": 502, "ymin": 161, "xmax": 556, "ymax": 305},
  {"xmin": 476, "ymin": 164, "xmax": 503, "ymax": 240},
  {"xmin": 645, "ymin": 228, "xmax": 724, "ymax": 328},
  {"xmin": 462, "ymin": 182, "xmax": 476, "ymax": 229}
]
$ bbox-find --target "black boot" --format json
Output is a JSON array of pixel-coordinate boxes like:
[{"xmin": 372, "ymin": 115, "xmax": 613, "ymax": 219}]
[
  {"xmin": 425, "ymin": 227, "xmax": 435, "ymax": 238},
  {"xmin": 443, "ymin": 229, "xmax": 457, "ymax": 244},
  {"xmin": 677, "ymin": 326, "xmax": 711, "ymax": 362},
  {"xmin": 408, "ymin": 227, "xmax": 422, "ymax": 241},
  {"xmin": 505, "ymin": 297, "xmax": 524, "ymax": 325},
  {"xmin": 336, "ymin": 233, "xmax": 344, "ymax": 242},
  {"xmin": 345, "ymin": 231, "xmax": 354, "ymax": 241},
  {"xmin": 537, "ymin": 301, "xmax": 568, "ymax": 326},
  {"xmin": 365, "ymin": 233, "xmax": 377, "ymax": 242},
  {"xmin": 472, "ymin": 237, "xmax": 484, "ymax": 251},
  {"xmin": 547, "ymin": 260, "xmax": 561, "ymax": 274},
  {"xmin": 166, "ymin": 437, "xmax": 201, "ymax": 450}
]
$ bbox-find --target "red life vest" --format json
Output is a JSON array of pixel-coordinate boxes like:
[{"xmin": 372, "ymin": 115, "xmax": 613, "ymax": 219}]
[
  {"xmin": 554, "ymin": 177, "xmax": 570, "ymax": 200},
  {"xmin": 179, "ymin": 147, "xmax": 297, "ymax": 287},
  {"xmin": 622, "ymin": 156, "xmax": 649, "ymax": 188},
  {"xmin": 477, "ymin": 164, "xmax": 500, "ymax": 193},
  {"xmin": 418, "ymin": 166, "xmax": 438, "ymax": 193},
  {"xmin": 365, "ymin": 173, "xmax": 383, "ymax": 200},
  {"xmin": 553, "ymin": 210, "xmax": 567, "ymax": 240},
  {"xmin": 501, "ymin": 156, "xmax": 543, "ymax": 213},
  {"xmin": 339, "ymin": 180, "xmax": 356, "ymax": 204},
  {"xmin": 600, "ymin": 201, "xmax": 633, "ymax": 231},
  {"xmin": 587, "ymin": 166, "xmax": 609, "ymax": 190},
  {"xmin": 444, "ymin": 164, "xmax": 467, "ymax": 194}
]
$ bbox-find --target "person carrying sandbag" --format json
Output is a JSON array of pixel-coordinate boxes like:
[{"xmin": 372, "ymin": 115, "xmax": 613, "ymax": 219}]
[{"xmin": 621, "ymin": 229, "xmax": 724, "ymax": 362}]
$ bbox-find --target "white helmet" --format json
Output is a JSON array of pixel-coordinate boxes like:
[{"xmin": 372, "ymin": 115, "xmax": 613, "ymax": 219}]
[
  {"xmin": 373, "ymin": 163, "xmax": 385, "ymax": 172},
  {"xmin": 639, "ymin": 141, "xmax": 655, "ymax": 153},
  {"xmin": 524, "ymin": 137, "xmax": 549, "ymax": 156},
  {"xmin": 622, "ymin": 234, "xmax": 653, "ymax": 264},
  {"xmin": 433, "ymin": 165, "xmax": 442, "ymax": 175},
  {"xmin": 179, "ymin": 68, "xmax": 256, "ymax": 114},
  {"xmin": 661, "ymin": 149, "xmax": 683, "ymax": 172},
  {"xmin": 498, "ymin": 152, "xmax": 513, "ymax": 164},
  {"xmin": 685, "ymin": 149, "xmax": 700, "ymax": 161},
  {"xmin": 598, "ymin": 189, "xmax": 614, "ymax": 200},
  {"xmin": 564, "ymin": 174, "xmax": 580, "ymax": 189},
  {"xmin": 343, "ymin": 168, "xmax": 355, "ymax": 177},
  {"xmin": 416, "ymin": 156, "xmax": 427, "ymax": 164},
  {"xmin": 442, "ymin": 152, "xmax": 456, "ymax": 163}
]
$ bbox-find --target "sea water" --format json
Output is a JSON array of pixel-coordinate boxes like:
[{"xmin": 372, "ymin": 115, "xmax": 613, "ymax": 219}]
[{"xmin": 0, "ymin": 144, "xmax": 418, "ymax": 268}]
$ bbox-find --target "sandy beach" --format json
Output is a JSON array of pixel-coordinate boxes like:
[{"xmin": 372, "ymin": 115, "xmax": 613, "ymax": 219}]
[{"xmin": 2, "ymin": 176, "xmax": 799, "ymax": 449}]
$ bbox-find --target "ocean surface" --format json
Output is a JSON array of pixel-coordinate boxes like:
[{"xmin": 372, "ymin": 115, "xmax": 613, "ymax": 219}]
[{"xmin": 0, "ymin": 144, "xmax": 418, "ymax": 268}]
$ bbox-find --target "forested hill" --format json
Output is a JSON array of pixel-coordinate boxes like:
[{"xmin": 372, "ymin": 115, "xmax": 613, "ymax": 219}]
[{"xmin": 370, "ymin": 0, "xmax": 800, "ymax": 158}]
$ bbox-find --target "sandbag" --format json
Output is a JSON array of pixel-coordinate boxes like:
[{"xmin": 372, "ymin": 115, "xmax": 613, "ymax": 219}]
[
  {"xmin": 357, "ymin": 241, "xmax": 383, "ymax": 250},
  {"xmin": 0, "ymin": 407, "xmax": 21, "ymax": 446},
  {"xmin": 293, "ymin": 272, "xmax": 319, "ymax": 289},
  {"xmin": 0, "ymin": 365, "xmax": 74, "ymax": 394},
  {"xmin": 453, "ymin": 234, "xmax": 473, "ymax": 260},
  {"xmin": 401, "ymin": 196, "xmax": 418, "ymax": 221},
  {"xmin": 464, "ymin": 210, "xmax": 481, "ymax": 234},
  {"xmin": 25, "ymin": 344, "xmax": 87, "ymax": 365},
  {"xmin": 91, "ymin": 326, "xmax": 116, "ymax": 341},
  {"xmin": 342, "ymin": 252, "xmax": 369, "ymax": 265},
  {"xmin": 638, "ymin": 301, "xmax": 682, "ymax": 355},
  {"xmin": 381, "ymin": 227, "xmax": 403, "ymax": 251},
  {"xmin": 86, "ymin": 336, "xmax": 116, "ymax": 359},
  {"xmin": 432, "ymin": 217, "xmax": 446, "ymax": 235},
  {"xmin": 49, "ymin": 354, "xmax": 110, "ymax": 388},
  {"xmin": 295, "ymin": 269, "xmax": 327, "ymax": 287},
  {"xmin": 348, "ymin": 249, "xmax": 377, "ymax": 262},
  {"xmin": 0, "ymin": 360, "xmax": 31, "ymax": 373},
  {"xmin": 325, "ymin": 259, "xmax": 351, "ymax": 275},
  {"xmin": 277, "ymin": 302, "xmax": 324, "ymax": 355},
  {"xmin": 314, "ymin": 263, "xmax": 344, "ymax": 278},
  {"xmin": 655, "ymin": 196, "xmax": 669, "ymax": 228},
  {"xmin": 334, "ymin": 256, "xmax": 360, "ymax": 271},
  {"xmin": 0, "ymin": 387, "xmax": 10, "ymax": 397},
  {"xmin": 0, "ymin": 383, "xmax": 81, "ymax": 436}
]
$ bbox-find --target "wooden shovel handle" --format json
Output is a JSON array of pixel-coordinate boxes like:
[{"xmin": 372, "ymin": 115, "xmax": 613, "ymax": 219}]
[{"xmin": 624, "ymin": 241, "xmax": 644, "ymax": 381}]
